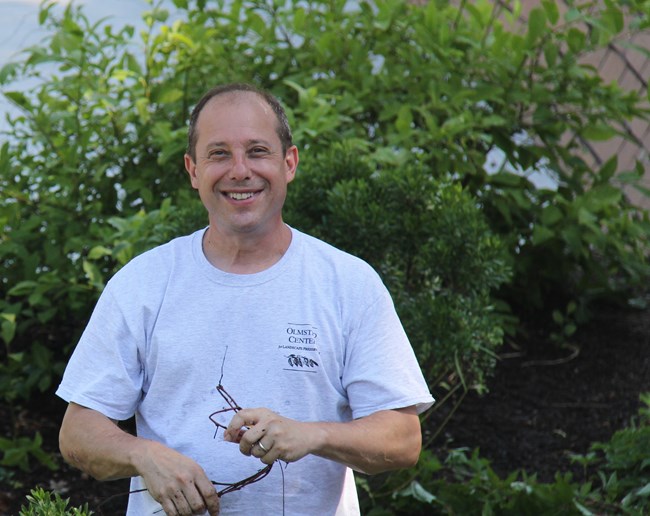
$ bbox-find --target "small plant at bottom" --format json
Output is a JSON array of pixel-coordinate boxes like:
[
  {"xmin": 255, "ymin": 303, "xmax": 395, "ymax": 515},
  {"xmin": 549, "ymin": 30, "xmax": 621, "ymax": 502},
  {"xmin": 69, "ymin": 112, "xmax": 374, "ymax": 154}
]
[{"xmin": 19, "ymin": 487, "xmax": 92, "ymax": 516}]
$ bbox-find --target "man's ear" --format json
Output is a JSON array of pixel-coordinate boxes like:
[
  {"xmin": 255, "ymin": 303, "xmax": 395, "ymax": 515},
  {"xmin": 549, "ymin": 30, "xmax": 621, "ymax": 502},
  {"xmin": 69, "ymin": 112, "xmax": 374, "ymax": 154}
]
[
  {"xmin": 184, "ymin": 154, "xmax": 199, "ymax": 189},
  {"xmin": 285, "ymin": 145, "xmax": 299, "ymax": 184}
]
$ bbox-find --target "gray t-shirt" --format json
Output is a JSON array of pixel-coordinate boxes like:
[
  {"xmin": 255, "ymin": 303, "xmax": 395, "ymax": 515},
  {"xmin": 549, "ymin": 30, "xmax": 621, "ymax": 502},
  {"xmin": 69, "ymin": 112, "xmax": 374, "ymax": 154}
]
[{"xmin": 56, "ymin": 227, "xmax": 434, "ymax": 515}]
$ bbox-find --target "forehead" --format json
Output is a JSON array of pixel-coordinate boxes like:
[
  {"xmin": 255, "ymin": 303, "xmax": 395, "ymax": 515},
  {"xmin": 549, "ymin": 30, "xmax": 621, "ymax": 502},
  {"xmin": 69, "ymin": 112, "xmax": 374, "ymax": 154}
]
[{"xmin": 196, "ymin": 91, "xmax": 279, "ymax": 145}]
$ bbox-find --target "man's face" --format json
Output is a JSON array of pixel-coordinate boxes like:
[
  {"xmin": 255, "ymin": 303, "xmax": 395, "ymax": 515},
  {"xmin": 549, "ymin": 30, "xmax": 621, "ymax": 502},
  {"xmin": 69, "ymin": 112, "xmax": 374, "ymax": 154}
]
[{"xmin": 184, "ymin": 92, "xmax": 298, "ymax": 237}]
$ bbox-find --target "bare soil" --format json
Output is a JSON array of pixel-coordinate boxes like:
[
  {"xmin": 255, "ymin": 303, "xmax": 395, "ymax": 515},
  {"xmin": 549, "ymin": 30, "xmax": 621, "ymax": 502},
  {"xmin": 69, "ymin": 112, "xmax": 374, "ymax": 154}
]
[{"xmin": 1, "ymin": 306, "xmax": 649, "ymax": 515}]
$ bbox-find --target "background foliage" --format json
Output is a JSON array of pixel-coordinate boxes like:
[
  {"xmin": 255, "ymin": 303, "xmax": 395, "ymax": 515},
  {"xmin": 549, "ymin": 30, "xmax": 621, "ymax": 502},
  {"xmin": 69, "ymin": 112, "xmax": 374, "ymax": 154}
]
[{"xmin": 1, "ymin": 0, "xmax": 650, "ymax": 512}]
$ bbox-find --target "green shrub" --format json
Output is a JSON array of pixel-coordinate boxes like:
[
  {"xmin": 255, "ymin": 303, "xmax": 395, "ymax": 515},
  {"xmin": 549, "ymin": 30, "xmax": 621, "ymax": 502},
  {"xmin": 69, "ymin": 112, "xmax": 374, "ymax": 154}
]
[
  {"xmin": 362, "ymin": 396, "xmax": 650, "ymax": 515},
  {"xmin": 362, "ymin": 448, "xmax": 587, "ymax": 515},
  {"xmin": 575, "ymin": 393, "xmax": 650, "ymax": 513},
  {"xmin": 19, "ymin": 488, "xmax": 92, "ymax": 516},
  {"xmin": 285, "ymin": 143, "xmax": 510, "ymax": 390},
  {"xmin": 1, "ymin": 0, "xmax": 650, "ymax": 490},
  {"xmin": 0, "ymin": 433, "xmax": 56, "ymax": 475}
]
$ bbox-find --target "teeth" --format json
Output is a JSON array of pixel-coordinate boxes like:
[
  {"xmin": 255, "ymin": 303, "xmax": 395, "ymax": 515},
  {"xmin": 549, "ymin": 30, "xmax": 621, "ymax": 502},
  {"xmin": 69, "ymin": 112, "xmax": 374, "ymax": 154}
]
[{"xmin": 229, "ymin": 192, "xmax": 254, "ymax": 200}]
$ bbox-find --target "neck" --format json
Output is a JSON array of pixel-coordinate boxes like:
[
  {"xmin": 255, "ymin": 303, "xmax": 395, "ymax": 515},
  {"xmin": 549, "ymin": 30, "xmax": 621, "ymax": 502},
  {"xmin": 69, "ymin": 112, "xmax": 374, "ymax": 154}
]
[{"xmin": 202, "ymin": 224, "xmax": 292, "ymax": 274}]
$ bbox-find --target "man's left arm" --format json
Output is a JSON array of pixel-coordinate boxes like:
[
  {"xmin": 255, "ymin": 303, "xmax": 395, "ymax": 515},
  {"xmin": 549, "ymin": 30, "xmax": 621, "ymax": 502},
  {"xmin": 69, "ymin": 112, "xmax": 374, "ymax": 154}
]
[{"xmin": 224, "ymin": 406, "xmax": 421, "ymax": 475}]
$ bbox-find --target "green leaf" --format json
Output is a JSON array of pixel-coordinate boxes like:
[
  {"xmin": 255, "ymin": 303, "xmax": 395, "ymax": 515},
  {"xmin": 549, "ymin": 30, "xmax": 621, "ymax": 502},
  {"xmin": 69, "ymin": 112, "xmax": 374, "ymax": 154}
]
[
  {"xmin": 151, "ymin": 8, "xmax": 170, "ymax": 23},
  {"xmin": 596, "ymin": 155, "xmax": 618, "ymax": 183},
  {"xmin": 561, "ymin": 226, "xmax": 585, "ymax": 256},
  {"xmin": 395, "ymin": 105, "xmax": 413, "ymax": 135},
  {"xmin": 397, "ymin": 480, "xmax": 437, "ymax": 504},
  {"xmin": 1, "ymin": 314, "xmax": 17, "ymax": 345},
  {"xmin": 374, "ymin": 1, "xmax": 400, "ymax": 31},
  {"xmin": 0, "ymin": 62, "xmax": 19, "ymax": 85},
  {"xmin": 532, "ymin": 224, "xmax": 555, "ymax": 245},
  {"xmin": 603, "ymin": 4, "xmax": 624, "ymax": 33},
  {"xmin": 480, "ymin": 115, "xmax": 507, "ymax": 128},
  {"xmin": 586, "ymin": 185, "xmax": 622, "ymax": 210},
  {"xmin": 527, "ymin": 7, "xmax": 547, "ymax": 47},
  {"xmin": 577, "ymin": 207, "xmax": 597, "ymax": 226},
  {"xmin": 4, "ymin": 91, "xmax": 28, "ymax": 108},
  {"xmin": 124, "ymin": 52, "xmax": 143, "ymax": 75},
  {"xmin": 543, "ymin": 42, "xmax": 558, "ymax": 67},
  {"xmin": 155, "ymin": 87, "xmax": 184, "ymax": 104},
  {"xmin": 541, "ymin": 0, "xmax": 559, "ymax": 25},
  {"xmin": 82, "ymin": 260, "xmax": 105, "ymax": 290},
  {"xmin": 135, "ymin": 97, "xmax": 151, "ymax": 124},
  {"xmin": 488, "ymin": 172, "xmax": 525, "ymax": 187},
  {"xmin": 567, "ymin": 28, "xmax": 586, "ymax": 53},
  {"xmin": 582, "ymin": 125, "xmax": 619, "ymax": 141},
  {"xmin": 247, "ymin": 12, "xmax": 267, "ymax": 36},
  {"xmin": 635, "ymin": 482, "xmax": 650, "ymax": 497},
  {"xmin": 565, "ymin": 7, "xmax": 582, "ymax": 23},
  {"xmin": 87, "ymin": 246, "xmax": 112, "ymax": 260},
  {"xmin": 617, "ymin": 170, "xmax": 643, "ymax": 185},
  {"xmin": 293, "ymin": 6, "xmax": 306, "ymax": 31},
  {"xmin": 540, "ymin": 205, "xmax": 563, "ymax": 226},
  {"xmin": 8, "ymin": 281, "xmax": 38, "ymax": 296},
  {"xmin": 38, "ymin": 2, "xmax": 55, "ymax": 25}
]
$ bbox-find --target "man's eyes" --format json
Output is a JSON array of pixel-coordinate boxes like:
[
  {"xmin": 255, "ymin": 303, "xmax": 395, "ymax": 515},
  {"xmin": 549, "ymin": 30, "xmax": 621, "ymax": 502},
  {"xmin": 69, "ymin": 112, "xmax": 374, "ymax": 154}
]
[{"xmin": 206, "ymin": 148, "xmax": 269, "ymax": 159}]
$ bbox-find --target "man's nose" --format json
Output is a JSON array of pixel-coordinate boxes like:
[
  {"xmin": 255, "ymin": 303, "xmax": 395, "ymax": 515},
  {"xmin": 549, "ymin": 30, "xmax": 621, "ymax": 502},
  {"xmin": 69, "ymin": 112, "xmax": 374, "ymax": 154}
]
[{"xmin": 229, "ymin": 153, "xmax": 251, "ymax": 180}]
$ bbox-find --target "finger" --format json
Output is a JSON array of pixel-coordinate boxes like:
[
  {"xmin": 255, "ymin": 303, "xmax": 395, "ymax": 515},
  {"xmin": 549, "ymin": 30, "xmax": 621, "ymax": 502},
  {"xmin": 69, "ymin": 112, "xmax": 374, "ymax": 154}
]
[
  {"xmin": 195, "ymin": 476, "xmax": 220, "ymax": 515},
  {"xmin": 160, "ymin": 498, "xmax": 177, "ymax": 516},
  {"xmin": 250, "ymin": 439, "xmax": 272, "ymax": 458},
  {"xmin": 183, "ymin": 486, "xmax": 210, "ymax": 515},
  {"xmin": 249, "ymin": 441, "xmax": 262, "ymax": 458},
  {"xmin": 255, "ymin": 445, "xmax": 281, "ymax": 465},
  {"xmin": 222, "ymin": 411, "xmax": 247, "ymax": 442},
  {"xmin": 239, "ymin": 422, "xmax": 273, "ymax": 456},
  {"xmin": 224, "ymin": 408, "xmax": 262, "ymax": 442},
  {"xmin": 257, "ymin": 439, "xmax": 271, "ymax": 454},
  {"xmin": 171, "ymin": 490, "xmax": 193, "ymax": 516},
  {"xmin": 239, "ymin": 433, "xmax": 259, "ymax": 456},
  {"xmin": 229, "ymin": 411, "xmax": 270, "ymax": 452}
]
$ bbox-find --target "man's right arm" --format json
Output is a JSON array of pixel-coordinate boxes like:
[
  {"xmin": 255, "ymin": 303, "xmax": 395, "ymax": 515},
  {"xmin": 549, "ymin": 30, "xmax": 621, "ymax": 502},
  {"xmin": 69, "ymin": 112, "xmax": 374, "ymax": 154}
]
[{"xmin": 59, "ymin": 402, "xmax": 220, "ymax": 515}]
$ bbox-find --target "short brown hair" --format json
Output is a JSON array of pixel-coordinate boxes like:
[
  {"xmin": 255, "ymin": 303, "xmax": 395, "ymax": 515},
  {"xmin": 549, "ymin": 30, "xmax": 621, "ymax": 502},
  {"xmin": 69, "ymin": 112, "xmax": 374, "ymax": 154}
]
[{"xmin": 186, "ymin": 83, "xmax": 293, "ymax": 160}]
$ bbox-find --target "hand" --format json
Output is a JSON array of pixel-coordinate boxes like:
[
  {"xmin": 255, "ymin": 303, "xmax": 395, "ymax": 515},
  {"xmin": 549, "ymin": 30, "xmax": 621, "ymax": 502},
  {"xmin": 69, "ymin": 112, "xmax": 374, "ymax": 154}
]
[
  {"xmin": 136, "ymin": 440, "xmax": 220, "ymax": 515},
  {"xmin": 223, "ymin": 408, "xmax": 320, "ymax": 465}
]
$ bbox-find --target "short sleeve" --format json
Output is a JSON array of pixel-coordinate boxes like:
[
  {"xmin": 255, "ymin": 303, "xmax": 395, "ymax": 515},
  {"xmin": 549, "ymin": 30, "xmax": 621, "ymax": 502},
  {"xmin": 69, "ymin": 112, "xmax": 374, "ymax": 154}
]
[
  {"xmin": 341, "ymin": 276, "xmax": 434, "ymax": 419},
  {"xmin": 55, "ymin": 286, "xmax": 145, "ymax": 421}
]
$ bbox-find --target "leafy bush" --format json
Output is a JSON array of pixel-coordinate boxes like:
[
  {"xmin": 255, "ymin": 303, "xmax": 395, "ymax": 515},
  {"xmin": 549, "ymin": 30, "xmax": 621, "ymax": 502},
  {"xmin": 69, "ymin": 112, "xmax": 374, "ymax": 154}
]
[
  {"xmin": 385, "ymin": 449, "xmax": 586, "ymax": 515},
  {"xmin": 1, "ymin": 0, "xmax": 650, "ymax": 491},
  {"xmin": 361, "ymin": 395, "xmax": 650, "ymax": 515},
  {"xmin": 574, "ymin": 393, "xmax": 650, "ymax": 513},
  {"xmin": 285, "ymin": 143, "xmax": 509, "ymax": 389},
  {"xmin": 0, "ymin": 433, "xmax": 56, "ymax": 474},
  {"xmin": 19, "ymin": 488, "xmax": 92, "ymax": 516},
  {"xmin": 2, "ymin": 0, "xmax": 647, "ymax": 387},
  {"xmin": 0, "ymin": 0, "xmax": 513, "ymax": 408}
]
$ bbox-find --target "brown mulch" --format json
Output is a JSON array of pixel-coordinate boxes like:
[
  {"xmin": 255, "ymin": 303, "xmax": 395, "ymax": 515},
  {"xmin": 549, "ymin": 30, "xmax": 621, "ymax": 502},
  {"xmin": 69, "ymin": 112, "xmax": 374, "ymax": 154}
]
[
  {"xmin": 1, "ymin": 307, "xmax": 649, "ymax": 515},
  {"xmin": 427, "ymin": 306, "xmax": 650, "ymax": 483}
]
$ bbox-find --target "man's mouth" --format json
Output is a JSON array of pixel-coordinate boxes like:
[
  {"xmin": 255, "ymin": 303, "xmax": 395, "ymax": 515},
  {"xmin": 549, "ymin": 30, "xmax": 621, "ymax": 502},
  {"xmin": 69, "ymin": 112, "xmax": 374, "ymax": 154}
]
[{"xmin": 227, "ymin": 192, "xmax": 256, "ymax": 200}]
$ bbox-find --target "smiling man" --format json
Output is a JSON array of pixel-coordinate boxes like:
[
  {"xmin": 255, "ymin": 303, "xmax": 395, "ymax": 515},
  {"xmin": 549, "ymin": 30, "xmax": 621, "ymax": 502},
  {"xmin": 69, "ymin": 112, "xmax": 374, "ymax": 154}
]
[
  {"xmin": 184, "ymin": 89, "xmax": 298, "ymax": 273},
  {"xmin": 57, "ymin": 83, "xmax": 434, "ymax": 516}
]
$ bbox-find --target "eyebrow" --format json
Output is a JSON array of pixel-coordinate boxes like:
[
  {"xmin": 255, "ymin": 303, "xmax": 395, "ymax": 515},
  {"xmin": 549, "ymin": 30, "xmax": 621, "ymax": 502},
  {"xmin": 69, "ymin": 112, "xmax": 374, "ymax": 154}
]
[{"xmin": 205, "ymin": 139, "xmax": 274, "ymax": 149}]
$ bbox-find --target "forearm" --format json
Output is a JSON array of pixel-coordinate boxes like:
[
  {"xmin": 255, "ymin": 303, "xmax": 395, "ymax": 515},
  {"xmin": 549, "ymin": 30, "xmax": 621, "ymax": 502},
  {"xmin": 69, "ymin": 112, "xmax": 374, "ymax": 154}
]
[
  {"xmin": 310, "ymin": 407, "xmax": 422, "ymax": 474},
  {"xmin": 227, "ymin": 406, "xmax": 422, "ymax": 475},
  {"xmin": 60, "ymin": 402, "xmax": 221, "ymax": 514},
  {"xmin": 59, "ymin": 402, "xmax": 149, "ymax": 481}
]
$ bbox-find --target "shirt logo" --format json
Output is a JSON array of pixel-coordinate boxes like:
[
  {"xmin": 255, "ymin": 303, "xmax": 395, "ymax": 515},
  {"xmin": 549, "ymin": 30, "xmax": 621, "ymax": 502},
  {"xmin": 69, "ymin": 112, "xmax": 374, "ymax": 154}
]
[
  {"xmin": 285, "ymin": 354, "xmax": 319, "ymax": 368},
  {"xmin": 278, "ymin": 323, "xmax": 320, "ymax": 373}
]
